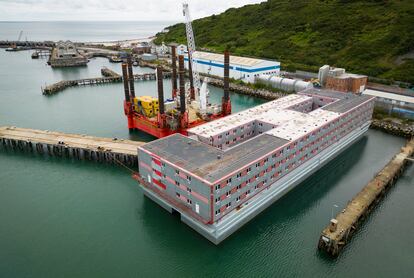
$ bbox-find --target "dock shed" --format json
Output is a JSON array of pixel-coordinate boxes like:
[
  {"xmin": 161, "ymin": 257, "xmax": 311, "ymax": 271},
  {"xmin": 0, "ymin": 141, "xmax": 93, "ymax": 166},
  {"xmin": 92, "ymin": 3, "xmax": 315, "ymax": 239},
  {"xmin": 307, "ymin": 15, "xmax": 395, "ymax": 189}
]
[
  {"xmin": 184, "ymin": 51, "xmax": 280, "ymax": 83},
  {"xmin": 362, "ymin": 89, "xmax": 414, "ymax": 119}
]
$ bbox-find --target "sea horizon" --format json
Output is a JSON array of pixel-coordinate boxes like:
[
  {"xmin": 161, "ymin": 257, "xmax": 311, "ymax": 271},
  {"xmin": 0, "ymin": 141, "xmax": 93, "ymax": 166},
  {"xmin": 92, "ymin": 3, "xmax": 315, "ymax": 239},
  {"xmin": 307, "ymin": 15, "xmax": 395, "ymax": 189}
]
[{"xmin": 0, "ymin": 21, "xmax": 176, "ymax": 42}]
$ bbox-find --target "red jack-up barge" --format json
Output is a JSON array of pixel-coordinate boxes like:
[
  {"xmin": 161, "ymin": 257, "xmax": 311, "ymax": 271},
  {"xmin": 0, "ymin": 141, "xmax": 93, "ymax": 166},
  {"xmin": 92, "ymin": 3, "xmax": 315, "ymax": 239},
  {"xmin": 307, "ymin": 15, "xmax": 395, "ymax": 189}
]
[
  {"xmin": 121, "ymin": 47, "xmax": 232, "ymax": 138},
  {"xmin": 121, "ymin": 4, "xmax": 231, "ymax": 138}
]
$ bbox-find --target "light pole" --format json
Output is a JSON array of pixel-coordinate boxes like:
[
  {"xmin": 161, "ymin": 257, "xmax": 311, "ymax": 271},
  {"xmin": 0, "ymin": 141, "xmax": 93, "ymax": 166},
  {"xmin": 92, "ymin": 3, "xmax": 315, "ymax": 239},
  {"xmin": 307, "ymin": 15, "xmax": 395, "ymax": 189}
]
[{"xmin": 331, "ymin": 204, "xmax": 339, "ymax": 219}]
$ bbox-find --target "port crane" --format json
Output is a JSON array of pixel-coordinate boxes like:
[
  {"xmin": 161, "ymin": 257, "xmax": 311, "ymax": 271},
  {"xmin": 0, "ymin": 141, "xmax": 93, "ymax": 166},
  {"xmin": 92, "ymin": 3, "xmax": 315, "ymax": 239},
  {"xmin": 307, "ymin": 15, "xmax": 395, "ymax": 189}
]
[
  {"xmin": 7, "ymin": 30, "xmax": 24, "ymax": 51},
  {"xmin": 182, "ymin": 3, "xmax": 209, "ymax": 112}
]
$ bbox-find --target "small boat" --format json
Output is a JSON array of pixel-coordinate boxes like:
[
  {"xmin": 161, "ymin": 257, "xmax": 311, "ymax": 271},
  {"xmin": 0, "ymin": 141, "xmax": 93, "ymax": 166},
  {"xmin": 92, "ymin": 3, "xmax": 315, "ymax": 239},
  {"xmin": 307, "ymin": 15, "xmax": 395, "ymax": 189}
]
[
  {"xmin": 109, "ymin": 56, "xmax": 122, "ymax": 63},
  {"xmin": 31, "ymin": 52, "xmax": 39, "ymax": 59}
]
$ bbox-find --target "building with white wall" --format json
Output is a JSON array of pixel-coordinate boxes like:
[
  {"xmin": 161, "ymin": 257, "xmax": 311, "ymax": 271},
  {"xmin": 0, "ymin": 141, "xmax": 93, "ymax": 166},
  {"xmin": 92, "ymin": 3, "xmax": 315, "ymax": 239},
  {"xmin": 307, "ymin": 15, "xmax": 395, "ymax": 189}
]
[
  {"xmin": 363, "ymin": 89, "xmax": 414, "ymax": 119},
  {"xmin": 184, "ymin": 51, "xmax": 280, "ymax": 83}
]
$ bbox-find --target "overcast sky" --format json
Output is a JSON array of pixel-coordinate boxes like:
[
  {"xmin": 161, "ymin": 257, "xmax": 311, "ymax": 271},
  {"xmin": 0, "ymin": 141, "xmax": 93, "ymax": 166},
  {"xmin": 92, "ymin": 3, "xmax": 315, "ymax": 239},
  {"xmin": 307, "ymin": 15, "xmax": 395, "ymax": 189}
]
[{"xmin": 0, "ymin": 0, "xmax": 265, "ymax": 21}]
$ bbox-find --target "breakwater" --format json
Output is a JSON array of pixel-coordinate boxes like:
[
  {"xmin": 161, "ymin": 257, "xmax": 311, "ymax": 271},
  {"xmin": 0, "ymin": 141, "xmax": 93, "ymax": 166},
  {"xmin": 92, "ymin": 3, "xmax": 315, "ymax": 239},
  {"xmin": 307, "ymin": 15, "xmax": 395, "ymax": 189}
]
[
  {"xmin": 207, "ymin": 77, "xmax": 288, "ymax": 100},
  {"xmin": 370, "ymin": 119, "xmax": 414, "ymax": 138}
]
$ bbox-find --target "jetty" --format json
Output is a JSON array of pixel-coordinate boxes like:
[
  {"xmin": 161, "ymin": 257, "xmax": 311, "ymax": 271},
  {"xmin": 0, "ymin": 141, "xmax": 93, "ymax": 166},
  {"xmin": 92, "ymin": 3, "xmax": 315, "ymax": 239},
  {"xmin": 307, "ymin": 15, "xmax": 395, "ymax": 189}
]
[
  {"xmin": 0, "ymin": 126, "xmax": 144, "ymax": 167},
  {"xmin": 42, "ymin": 71, "xmax": 171, "ymax": 95},
  {"xmin": 318, "ymin": 138, "xmax": 414, "ymax": 256}
]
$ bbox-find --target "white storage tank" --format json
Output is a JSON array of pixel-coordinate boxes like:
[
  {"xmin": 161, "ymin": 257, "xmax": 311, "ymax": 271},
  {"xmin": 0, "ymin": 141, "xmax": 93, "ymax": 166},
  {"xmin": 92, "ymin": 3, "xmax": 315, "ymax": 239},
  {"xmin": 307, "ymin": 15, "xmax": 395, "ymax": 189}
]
[{"xmin": 256, "ymin": 75, "xmax": 313, "ymax": 93}]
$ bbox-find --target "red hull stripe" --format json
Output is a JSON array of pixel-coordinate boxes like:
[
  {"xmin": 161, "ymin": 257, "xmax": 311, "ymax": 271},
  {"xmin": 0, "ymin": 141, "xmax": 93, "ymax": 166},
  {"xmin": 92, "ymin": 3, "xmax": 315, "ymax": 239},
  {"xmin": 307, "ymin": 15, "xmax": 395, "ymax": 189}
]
[
  {"xmin": 153, "ymin": 179, "xmax": 166, "ymax": 190},
  {"xmin": 153, "ymin": 169, "xmax": 162, "ymax": 177},
  {"xmin": 152, "ymin": 158, "xmax": 162, "ymax": 166}
]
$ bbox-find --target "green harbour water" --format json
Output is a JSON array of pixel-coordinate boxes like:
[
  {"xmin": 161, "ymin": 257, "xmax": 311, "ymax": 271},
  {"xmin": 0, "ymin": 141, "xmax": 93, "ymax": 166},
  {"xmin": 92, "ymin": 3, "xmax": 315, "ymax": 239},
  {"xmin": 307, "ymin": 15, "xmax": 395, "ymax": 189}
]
[{"xmin": 0, "ymin": 50, "xmax": 413, "ymax": 278}]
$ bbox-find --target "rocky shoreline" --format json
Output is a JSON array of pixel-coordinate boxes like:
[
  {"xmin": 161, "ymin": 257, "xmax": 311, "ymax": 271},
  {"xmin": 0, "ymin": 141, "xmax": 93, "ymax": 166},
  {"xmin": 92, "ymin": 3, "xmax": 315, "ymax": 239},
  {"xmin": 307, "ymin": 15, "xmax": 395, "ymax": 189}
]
[{"xmin": 370, "ymin": 119, "xmax": 414, "ymax": 138}]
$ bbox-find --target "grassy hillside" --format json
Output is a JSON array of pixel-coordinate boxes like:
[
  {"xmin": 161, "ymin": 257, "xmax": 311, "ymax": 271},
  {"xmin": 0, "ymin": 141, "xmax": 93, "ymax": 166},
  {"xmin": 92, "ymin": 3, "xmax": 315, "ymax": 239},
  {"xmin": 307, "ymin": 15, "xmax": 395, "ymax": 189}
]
[{"xmin": 155, "ymin": 0, "xmax": 414, "ymax": 83}]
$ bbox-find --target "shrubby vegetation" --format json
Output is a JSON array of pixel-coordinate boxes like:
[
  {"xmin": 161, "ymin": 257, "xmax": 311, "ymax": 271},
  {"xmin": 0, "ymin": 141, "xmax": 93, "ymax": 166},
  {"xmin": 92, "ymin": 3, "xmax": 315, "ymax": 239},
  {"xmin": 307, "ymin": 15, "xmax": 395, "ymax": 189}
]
[{"xmin": 155, "ymin": 0, "xmax": 414, "ymax": 83}]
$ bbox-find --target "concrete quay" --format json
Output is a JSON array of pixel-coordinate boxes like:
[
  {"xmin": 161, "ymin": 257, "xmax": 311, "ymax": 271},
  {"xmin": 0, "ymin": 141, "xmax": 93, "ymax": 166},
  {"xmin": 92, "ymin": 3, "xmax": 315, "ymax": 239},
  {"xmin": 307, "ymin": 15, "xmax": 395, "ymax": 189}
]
[
  {"xmin": 0, "ymin": 126, "xmax": 144, "ymax": 167},
  {"xmin": 318, "ymin": 138, "xmax": 414, "ymax": 256}
]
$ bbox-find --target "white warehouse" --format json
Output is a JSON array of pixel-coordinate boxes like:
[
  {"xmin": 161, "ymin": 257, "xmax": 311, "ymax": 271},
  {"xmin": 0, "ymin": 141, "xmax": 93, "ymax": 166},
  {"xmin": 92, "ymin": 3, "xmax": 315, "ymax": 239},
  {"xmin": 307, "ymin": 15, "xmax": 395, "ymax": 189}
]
[{"xmin": 184, "ymin": 51, "xmax": 280, "ymax": 83}]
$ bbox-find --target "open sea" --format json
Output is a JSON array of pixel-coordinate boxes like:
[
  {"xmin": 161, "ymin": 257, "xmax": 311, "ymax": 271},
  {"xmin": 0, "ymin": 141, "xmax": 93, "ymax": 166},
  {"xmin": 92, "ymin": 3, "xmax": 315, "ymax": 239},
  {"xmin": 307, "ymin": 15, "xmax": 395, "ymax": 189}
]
[
  {"xmin": 0, "ymin": 22, "xmax": 413, "ymax": 277},
  {"xmin": 0, "ymin": 21, "xmax": 176, "ymax": 42}
]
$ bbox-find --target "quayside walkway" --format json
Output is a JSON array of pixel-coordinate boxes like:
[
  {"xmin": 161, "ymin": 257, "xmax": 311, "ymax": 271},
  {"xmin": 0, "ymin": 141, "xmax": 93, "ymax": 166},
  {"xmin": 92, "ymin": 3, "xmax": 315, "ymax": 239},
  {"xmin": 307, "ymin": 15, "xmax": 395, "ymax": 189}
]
[
  {"xmin": 0, "ymin": 126, "xmax": 144, "ymax": 167},
  {"xmin": 318, "ymin": 138, "xmax": 414, "ymax": 256}
]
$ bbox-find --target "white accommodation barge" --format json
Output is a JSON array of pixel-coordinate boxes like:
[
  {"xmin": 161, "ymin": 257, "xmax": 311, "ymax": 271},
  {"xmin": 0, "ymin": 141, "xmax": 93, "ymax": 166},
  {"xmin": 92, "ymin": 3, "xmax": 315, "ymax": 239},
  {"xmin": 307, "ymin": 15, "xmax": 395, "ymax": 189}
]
[{"xmin": 136, "ymin": 89, "xmax": 375, "ymax": 244}]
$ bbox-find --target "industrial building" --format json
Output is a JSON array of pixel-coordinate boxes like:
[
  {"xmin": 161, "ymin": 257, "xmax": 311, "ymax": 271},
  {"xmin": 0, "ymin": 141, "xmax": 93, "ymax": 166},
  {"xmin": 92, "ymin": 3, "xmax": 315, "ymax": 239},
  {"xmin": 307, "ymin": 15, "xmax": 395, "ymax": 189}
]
[
  {"xmin": 136, "ymin": 89, "xmax": 375, "ymax": 244},
  {"xmin": 48, "ymin": 40, "xmax": 88, "ymax": 67},
  {"xmin": 184, "ymin": 51, "xmax": 280, "ymax": 83},
  {"xmin": 363, "ymin": 89, "xmax": 414, "ymax": 119},
  {"xmin": 319, "ymin": 65, "xmax": 367, "ymax": 94}
]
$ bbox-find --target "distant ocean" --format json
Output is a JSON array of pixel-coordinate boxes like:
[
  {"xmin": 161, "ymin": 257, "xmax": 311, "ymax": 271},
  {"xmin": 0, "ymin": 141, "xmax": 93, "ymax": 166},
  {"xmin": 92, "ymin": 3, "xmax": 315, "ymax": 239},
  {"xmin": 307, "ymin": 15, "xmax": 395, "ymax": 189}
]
[{"xmin": 0, "ymin": 21, "xmax": 176, "ymax": 42}]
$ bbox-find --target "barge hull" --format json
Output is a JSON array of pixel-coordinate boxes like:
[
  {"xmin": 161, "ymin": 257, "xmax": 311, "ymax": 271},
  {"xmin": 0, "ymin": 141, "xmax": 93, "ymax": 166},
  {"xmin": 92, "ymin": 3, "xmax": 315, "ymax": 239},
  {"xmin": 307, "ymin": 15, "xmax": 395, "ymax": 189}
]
[{"xmin": 139, "ymin": 122, "xmax": 371, "ymax": 244}]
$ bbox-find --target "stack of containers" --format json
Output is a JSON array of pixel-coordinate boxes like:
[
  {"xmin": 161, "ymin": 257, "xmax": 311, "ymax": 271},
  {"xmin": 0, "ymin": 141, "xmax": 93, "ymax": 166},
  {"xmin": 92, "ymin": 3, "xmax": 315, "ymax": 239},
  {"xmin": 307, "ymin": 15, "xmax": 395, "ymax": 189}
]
[{"xmin": 134, "ymin": 96, "xmax": 159, "ymax": 117}]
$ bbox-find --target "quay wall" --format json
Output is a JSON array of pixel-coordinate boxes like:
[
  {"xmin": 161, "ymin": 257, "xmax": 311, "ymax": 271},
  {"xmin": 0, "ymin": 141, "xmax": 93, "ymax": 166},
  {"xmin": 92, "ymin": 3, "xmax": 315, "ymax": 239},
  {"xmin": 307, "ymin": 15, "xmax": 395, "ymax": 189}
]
[{"xmin": 318, "ymin": 138, "xmax": 414, "ymax": 256}]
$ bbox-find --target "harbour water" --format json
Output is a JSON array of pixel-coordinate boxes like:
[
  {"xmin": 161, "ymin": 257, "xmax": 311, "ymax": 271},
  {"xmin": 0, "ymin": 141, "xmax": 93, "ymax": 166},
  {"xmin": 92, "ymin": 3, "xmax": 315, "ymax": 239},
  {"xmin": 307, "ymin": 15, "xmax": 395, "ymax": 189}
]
[{"xmin": 0, "ymin": 37, "xmax": 413, "ymax": 276}]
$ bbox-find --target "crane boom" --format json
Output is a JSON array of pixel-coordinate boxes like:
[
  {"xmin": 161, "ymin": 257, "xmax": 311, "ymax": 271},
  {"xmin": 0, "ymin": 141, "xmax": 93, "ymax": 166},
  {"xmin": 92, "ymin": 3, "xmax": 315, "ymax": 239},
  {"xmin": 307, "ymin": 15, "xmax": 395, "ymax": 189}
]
[
  {"xmin": 17, "ymin": 31, "xmax": 23, "ymax": 42},
  {"xmin": 182, "ymin": 3, "xmax": 201, "ymax": 93}
]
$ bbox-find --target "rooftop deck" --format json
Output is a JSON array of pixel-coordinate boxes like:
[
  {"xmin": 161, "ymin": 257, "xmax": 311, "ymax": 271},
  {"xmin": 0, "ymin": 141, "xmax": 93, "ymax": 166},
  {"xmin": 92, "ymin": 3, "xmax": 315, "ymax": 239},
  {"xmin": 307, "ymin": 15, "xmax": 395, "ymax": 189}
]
[{"xmin": 141, "ymin": 133, "xmax": 288, "ymax": 183}]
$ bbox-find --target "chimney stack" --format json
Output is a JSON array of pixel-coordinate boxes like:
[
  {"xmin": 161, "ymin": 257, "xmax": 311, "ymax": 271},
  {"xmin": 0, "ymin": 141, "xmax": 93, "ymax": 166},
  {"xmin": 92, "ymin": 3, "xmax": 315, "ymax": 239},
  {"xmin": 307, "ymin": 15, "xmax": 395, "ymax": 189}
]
[
  {"xmin": 127, "ymin": 57, "xmax": 136, "ymax": 99},
  {"xmin": 171, "ymin": 45, "xmax": 178, "ymax": 98},
  {"xmin": 178, "ymin": 55, "xmax": 186, "ymax": 114},
  {"xmin": 187, "ymin": 50, "xmax": 195, "ymax": 100},
  {"xmin": 223, "ymin": 50, "xmax": 230, "ymax": 101},
  {"xmin": 157, "ymin": 66, "xmax": 165, "ymax": 115},
  {"xmin": 222, "ymin": 50, "xmax": 232, "ymax": 116},
  {"xmin": 121, "ymin": 63, "xmax": 130, "ymax": 102}
]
